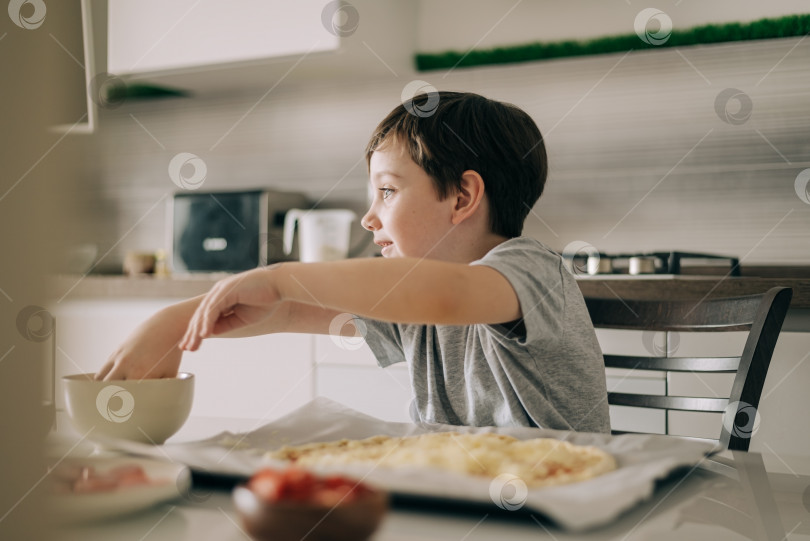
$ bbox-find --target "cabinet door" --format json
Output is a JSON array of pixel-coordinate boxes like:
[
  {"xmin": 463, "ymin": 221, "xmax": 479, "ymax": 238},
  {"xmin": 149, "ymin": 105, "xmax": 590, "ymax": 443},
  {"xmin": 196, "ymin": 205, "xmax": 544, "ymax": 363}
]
[
  {"xmin": 597, "ymin": 326, "xmax": 810, "ymax": 458},
  {"xmin": 596, "ymin": 329, "xmax": 667, "ymax": 434},
  {"xmin": 107, "ymin": 0, "xmax": 339, "ymax": 74},
  {"xmin": 52, "ymin": 299, "xmax": 314, "ymax": 421},
  {"xmin": 664, "ymin": 331, "xmax": 742, "ymax": 440},
  {"xmin": 313, "ymin": 334, "xmax": 378, "ymax": 366},
  {"xmin": 747, "ymin": 332, "xmax": 810, "ymax": 461},
  {"xmin": 316, "ymin": 364, "xmax": 412, "ymax": 423},
  {"xmin": 313, "ymin": 334, "xmax": 412, "ymax": 422},
  {"xmin": 47, "ymin": 0, "xmax": 97, "ymax": 133},
  {"xmin": 52, "ymin": 299, "xmax": 176, "ymax": 405}
]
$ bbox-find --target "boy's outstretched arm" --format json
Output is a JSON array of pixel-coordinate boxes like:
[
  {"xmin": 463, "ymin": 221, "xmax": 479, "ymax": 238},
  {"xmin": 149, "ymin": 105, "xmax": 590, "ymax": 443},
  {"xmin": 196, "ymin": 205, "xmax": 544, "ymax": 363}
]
[
  {"xmin": 96, "ymin": 294, "xmax": 349, "ymax": 381},
  {"xmin": 181, "ymin": 257, "xmax": 520, "ymax": 351}
]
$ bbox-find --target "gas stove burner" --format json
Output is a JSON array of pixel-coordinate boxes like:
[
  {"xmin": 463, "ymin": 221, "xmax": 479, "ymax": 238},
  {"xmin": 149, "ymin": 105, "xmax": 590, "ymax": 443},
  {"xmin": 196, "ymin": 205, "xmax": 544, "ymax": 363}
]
[{"xmin": 568, "ymin": 251, "xmax": 740, "ymax": 276}]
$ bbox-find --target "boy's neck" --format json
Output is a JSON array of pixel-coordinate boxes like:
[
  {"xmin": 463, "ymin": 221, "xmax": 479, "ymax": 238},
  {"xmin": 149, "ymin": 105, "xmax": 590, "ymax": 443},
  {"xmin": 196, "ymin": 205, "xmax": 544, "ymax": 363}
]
[
  {"xmin": 449, "ymin": 232, "xmax": 511, "ymax": 264},
  {"xmin": 477, "ymin": 233, "xmax": 512, "ymax": 259}
]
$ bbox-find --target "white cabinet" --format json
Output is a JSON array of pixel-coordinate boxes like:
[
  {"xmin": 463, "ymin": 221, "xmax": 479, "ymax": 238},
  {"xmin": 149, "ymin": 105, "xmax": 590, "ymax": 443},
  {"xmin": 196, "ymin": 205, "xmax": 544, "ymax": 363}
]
[
  {"xmin": 596, "ymin": 325, "xmax": 810, "ymax": 457},
  {"xmin": 669, "ymin": 330, "xmax": 810, "ymax": 457},
  {"xmin": 105, "ymin": 0, "xmax": 418, "ymax": 94},
  {"xmin": 313, "ymin": 335, "xmax": 413, "ymax": 422},
  {"xmin": 51, "ymin": 298, "xmax": 411, "ymax": 424},
  {"xmin": 51, "ymin": 299, "xmax": 176, "ymax": 395},
  {"xmin": 107, "ymin": 0, "xmax": 338, "ymax": 75},
  {"xmin": 596, "ymin": 329, "xmax": 668, "ymax": 435},
  {"xmin": 748, "ymin": 332, "xmax": 810, "ymax": 459},
  {"xmin": 175, "ymin": 332, "xmax": 313, "ymax": 421},
  {"xmin": 44, "ymin": 0, "xmax": 98, "ymax": 133},
  {"xmin": 596, "ymin": 328, "xmax": 745, "ymax": 439},
  {"xmin": 316, "ymin": 365, "xmax": 412, "ymax": 423},
  {"xmin": 51, "ymin": 299, "xmax": 314, "ymax": 421}
]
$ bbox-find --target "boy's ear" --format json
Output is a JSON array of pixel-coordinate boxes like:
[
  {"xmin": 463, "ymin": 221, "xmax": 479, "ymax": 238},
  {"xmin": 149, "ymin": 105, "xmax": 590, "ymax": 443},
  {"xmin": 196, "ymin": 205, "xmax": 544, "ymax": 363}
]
[{"xmin": 450, "ymin": 170, "xmax": 485, "ymax": 225}]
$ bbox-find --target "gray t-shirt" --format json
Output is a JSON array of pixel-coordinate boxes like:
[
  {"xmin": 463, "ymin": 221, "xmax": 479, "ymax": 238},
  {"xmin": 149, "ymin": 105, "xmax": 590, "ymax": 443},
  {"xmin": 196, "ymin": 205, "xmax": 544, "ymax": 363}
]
[{"xmin": 357, "ymin": 237, "xmax": 611, "ymax": 433}]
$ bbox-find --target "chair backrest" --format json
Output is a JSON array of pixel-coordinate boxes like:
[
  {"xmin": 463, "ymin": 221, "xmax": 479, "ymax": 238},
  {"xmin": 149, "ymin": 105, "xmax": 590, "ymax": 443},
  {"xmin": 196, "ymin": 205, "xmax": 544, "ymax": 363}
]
[{"xmin": 584, "ymin": 287, "xmax": 792, "ymax": 451}]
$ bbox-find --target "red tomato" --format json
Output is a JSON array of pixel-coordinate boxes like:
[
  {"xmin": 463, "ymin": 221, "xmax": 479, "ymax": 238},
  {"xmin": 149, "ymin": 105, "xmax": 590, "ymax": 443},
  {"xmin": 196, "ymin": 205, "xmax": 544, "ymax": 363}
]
[
  {"xmin": 248, "ymin": 468, "xmax": 370, "ymax": 506},
  {"xmin": 249, "ymin": 470, "xmax": 284, "ymax": 501}
]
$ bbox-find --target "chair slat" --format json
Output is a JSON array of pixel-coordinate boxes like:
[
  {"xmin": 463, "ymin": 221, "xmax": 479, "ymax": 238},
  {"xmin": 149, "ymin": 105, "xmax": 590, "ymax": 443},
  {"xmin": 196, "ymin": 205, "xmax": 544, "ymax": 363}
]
[
  {"xmin": 585, "ymin": 295, "xmax": 762, "ymax": 331},
  {"xmin": 604, "ymin": 355, "xmax": 741, "ymax": 372},
  {"xmin": 608, "ymin": 392, "xmax": 729, "ymax": 412}
]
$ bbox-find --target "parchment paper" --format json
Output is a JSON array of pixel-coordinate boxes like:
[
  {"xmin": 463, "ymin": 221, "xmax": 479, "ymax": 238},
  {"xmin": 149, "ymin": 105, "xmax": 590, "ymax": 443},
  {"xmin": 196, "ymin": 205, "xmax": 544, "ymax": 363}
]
[{"xmin": 98, "ymin": 397, "xmax": 719, "ymax": 531}]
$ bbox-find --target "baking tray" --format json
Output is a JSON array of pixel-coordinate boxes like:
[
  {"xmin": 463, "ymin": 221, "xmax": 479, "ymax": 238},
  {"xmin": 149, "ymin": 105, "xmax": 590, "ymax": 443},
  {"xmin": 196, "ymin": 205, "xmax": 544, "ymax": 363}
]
[{"xmin": 97, "ymin": 397, "xmax": 719, "ymax": 531}]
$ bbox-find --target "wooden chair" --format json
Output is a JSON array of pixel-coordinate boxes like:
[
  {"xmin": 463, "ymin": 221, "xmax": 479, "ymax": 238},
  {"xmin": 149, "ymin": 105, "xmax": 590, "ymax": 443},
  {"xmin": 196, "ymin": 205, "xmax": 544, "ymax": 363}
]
[{"xmin": 584, "ymin": 287, "xmax": 792, "ymax": 451}]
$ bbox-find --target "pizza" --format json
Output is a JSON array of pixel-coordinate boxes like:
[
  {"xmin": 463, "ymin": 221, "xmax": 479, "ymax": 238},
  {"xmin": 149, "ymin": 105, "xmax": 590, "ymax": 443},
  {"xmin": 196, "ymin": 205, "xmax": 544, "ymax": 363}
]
[{"xmin": 266, "ymin": 432, "xmax": 616, "ymax": 488}]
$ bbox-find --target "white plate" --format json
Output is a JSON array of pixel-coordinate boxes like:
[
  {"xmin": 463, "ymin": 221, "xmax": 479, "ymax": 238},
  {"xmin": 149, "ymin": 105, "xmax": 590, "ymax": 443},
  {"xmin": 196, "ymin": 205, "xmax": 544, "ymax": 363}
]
[{"xmin": 49, "ymin": 456, "xmax": 190, "ymax": 523}]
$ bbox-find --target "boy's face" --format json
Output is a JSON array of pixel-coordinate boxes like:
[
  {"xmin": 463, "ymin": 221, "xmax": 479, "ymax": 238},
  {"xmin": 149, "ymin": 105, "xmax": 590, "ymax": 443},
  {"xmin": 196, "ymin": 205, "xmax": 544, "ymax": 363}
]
[{"xmin": 362, "ymin": 142, "xmax": 456, "ymax": 259}]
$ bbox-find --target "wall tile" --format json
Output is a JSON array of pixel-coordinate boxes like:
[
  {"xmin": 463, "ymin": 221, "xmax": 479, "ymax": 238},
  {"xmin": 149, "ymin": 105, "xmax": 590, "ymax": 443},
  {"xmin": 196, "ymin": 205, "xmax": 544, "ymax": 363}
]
[{"xmin": 80, "ymin": 38, "xmax": 810, "ymax": 272}]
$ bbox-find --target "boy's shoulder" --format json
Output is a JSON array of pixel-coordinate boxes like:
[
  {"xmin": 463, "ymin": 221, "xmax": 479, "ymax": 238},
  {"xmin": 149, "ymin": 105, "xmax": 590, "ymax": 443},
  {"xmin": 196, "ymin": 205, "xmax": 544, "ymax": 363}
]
[
  {"xmin": 472, "ymin": 237, "xmax": 567, "ymax": 288},
  {"xmin": 477, "ymin": 236, "xmax": 561, "ymax": 264}
]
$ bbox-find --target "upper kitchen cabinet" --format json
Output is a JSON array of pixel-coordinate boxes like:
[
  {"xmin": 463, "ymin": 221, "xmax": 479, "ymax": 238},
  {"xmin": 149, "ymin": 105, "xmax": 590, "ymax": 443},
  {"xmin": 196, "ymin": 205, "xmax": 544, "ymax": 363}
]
[
  {"xmin": 108, "ymin": 1, "xmax": 339, "ymax": 74},
  {"xmin": 106, "ymin": 0, "xmax": 417, "ymax": 95},
  {"xmin": 46, "ymin": 0, "xmax": 99, "ymax": 133}
]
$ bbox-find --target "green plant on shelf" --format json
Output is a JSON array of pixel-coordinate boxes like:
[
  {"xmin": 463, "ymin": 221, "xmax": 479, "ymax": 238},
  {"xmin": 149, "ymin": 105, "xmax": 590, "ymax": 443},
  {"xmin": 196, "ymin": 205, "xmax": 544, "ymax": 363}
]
[{"xmin": 415, "ymin": 13, "xmax": 810, "ymax": 71}]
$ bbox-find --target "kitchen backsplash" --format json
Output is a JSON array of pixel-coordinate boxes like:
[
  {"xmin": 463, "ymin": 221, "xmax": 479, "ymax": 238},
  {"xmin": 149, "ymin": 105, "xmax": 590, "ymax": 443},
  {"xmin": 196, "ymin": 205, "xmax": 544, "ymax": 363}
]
[{"xmin": 76, "ymin": 37, "xmax": 810, "ymax": 272}]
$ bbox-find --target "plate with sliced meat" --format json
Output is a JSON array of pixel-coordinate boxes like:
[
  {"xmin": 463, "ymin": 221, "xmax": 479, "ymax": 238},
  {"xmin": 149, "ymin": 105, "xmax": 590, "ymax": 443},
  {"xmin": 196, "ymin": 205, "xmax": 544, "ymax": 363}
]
[{"xmin": 48, "ymin": 456, "xmax": 189, "ymax": 523}]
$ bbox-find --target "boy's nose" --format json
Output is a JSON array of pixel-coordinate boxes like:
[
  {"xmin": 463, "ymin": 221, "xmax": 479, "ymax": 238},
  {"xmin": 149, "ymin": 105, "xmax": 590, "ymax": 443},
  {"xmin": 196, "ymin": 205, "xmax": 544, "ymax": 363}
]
[{"xmin": 360, "ymin": 209, "xmax": 379, "ymax": 231}]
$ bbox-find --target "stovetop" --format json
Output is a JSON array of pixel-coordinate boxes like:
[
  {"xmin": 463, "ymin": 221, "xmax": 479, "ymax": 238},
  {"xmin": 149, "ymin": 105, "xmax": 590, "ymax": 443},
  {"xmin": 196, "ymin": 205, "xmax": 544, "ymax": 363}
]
[{"xmin": 566, "ymin": 251, "xmax": 740, "ymax": 277}]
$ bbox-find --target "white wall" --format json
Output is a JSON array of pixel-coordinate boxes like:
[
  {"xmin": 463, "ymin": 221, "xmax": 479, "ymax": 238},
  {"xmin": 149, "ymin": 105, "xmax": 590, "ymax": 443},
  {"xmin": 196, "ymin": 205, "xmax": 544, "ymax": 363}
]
[
  {"xmin": 416, "ymin": 0, "xmax": 810, "ymax": 51},
  {"xmin": 76, "ymin": 34, "xmax": 810, "ymax": 271}
]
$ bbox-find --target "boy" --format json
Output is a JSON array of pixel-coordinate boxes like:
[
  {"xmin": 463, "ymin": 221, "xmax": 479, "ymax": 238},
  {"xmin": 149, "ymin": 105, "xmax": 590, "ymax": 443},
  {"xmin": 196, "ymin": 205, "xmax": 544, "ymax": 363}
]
[{"xmin": 98, "ymin": 92, "xmax": 610, "ymax": 433}]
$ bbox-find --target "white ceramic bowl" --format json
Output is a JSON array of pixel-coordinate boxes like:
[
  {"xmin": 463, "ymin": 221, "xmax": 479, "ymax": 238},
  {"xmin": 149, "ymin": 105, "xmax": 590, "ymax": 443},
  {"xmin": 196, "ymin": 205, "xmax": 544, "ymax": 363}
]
[{"xmin": 62, "ymin": 373, "xmax": 194, "ymax": 445}]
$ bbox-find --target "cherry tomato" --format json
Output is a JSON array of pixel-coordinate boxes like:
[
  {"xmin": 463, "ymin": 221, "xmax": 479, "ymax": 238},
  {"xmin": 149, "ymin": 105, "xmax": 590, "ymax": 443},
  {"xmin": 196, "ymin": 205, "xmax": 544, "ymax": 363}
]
[{"xmin": 248, "ymin": 468, "xmax": 369, "ymax": 505}]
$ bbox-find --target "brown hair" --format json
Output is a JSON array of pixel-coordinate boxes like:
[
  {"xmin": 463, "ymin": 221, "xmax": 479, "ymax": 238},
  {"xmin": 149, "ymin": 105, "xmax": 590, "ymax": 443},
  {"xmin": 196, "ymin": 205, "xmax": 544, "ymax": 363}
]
[{"xmin": 365, "ymin": 91, "xmax": 547, "ymax": 238}]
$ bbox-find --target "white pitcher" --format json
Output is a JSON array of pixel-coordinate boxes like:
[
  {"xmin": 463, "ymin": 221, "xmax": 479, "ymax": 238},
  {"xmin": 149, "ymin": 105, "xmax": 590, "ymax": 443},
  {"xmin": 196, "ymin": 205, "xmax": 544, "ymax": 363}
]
[{"xmin": 283, "ymin": 209, "xmax": 357, "ymax": 263}]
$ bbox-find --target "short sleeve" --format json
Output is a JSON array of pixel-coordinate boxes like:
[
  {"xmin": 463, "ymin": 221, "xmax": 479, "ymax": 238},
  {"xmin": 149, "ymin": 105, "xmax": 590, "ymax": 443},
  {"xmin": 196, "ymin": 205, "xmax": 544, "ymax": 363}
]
[
  {"xmin": 352, "ymin": 315, "xmax": 406, "ymax": 368},
  {"xmin": 469, "ymin": 238, "xmax": 566, "ymax": 346}
]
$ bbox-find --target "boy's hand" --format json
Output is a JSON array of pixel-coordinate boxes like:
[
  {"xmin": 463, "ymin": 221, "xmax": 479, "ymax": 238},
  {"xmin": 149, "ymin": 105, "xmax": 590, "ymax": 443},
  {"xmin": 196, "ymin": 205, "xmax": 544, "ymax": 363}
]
[
  {"xmin": 95, "ymin": 309, "xmax": 185, "ymax": 381},
  {"xmin": 180, "ymin": 267, "xmax": 282, "ymax": 351}
]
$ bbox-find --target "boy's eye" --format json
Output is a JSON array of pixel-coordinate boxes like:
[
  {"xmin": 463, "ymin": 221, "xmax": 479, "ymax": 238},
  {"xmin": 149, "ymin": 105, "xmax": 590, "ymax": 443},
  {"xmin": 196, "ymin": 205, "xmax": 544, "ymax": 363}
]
[{"xmin": 380, "ymin": 187, "xmax": 395, "ymax": 199}]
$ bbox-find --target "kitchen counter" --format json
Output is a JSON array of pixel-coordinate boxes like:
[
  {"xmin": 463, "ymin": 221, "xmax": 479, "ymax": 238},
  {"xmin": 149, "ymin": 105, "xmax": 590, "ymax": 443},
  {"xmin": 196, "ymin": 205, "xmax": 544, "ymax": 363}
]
[
  {"xmin": 53, "ymin": 274, "xmax": 226, "ymax": 301},
  {"xmin": 53, "ymin": 270, "xmax": 810, "ymax": 309},
  {"xmin": 576, "ymin": 275, "xmax": 810, "ymax": 331},
  {"xmin": 576, "ymin": 275, "xmax": 810, "ymax": 308}
]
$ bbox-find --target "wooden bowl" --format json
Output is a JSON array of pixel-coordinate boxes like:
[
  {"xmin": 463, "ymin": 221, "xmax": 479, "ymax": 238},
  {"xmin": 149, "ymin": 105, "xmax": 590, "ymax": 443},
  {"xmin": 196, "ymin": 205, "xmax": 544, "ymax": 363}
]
[
  {"xmin": 123, "ymin": 252, "xmax": 156, "ymax": 275},
  {"xmin": 232, "ymin": 471, "xmax": 387, "ymax": 541}
]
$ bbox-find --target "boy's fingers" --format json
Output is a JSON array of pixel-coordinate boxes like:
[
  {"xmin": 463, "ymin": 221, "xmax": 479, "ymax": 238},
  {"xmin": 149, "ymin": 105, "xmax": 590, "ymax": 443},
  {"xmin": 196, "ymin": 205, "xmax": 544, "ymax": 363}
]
[
  {"xmin": 103, "ymin": 363, "xmax": 125, "ymax": 381},
  {"xmin": 194, "ymin": 293, "xmax": 214, "ymax": 337},
  {"xmin": 180, "ymin": 324, "xmax": 196, "ymax": 351},
  {"xmin": 180, "ymin": 280, "xmax": 234, "ymax": 351},
  {"xmin": 200, "ymin": 292, "xmax": 224, "ymax": 337},
  {"xmin": 180, "ymin": 332, "xmax": 190, "ymax": 351},
  {"xmin": 184, "ymin": 333, "xmax": 199, "ymax": 352},
  {"xmin": 181, "ymin": 305, "xmax": 198, "ymax": 348},
  {"xmin": 95, "ymin": 361, "xmax": 111, "ymax": 380},
  {"xmin": 182, "ymin": 298, "xmax": 207, "ymax": 350},
  {"xmin": 197, "ymin": 293, "xmax": 228, "ymax": 342},
  {"xmin": 183, "ymin": 308, "xmax": 197, "ymax": 346},
  {"xmin": 182, "ymin": 309, "xmax": 205, "ymax": 351}
]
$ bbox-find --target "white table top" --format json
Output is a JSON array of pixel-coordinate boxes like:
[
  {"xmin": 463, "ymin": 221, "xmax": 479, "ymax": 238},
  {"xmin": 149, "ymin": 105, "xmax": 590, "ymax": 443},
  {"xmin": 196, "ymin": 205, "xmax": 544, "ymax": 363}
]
[{"xmin": 49, "ymin": 414, "xmax": 810, "ymax": 541}]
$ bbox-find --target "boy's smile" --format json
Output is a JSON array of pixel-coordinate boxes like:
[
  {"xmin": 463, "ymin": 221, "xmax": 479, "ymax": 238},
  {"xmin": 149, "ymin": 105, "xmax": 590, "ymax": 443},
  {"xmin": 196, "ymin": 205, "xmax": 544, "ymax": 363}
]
[{"xmin": 361, "ymin": 143, "xmax": 456, "ymax": 260}]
